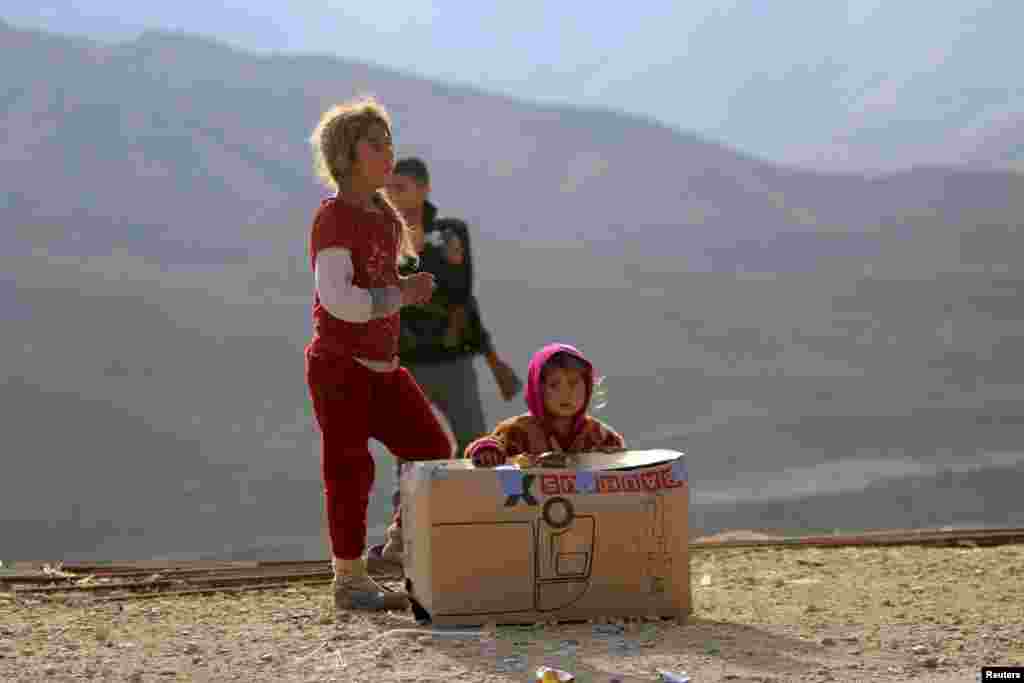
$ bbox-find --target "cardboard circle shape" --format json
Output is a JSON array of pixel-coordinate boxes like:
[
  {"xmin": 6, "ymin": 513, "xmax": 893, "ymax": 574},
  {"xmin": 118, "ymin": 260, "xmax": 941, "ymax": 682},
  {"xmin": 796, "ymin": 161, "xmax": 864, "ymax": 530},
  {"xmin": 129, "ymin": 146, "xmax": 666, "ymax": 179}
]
[{"xmin": 542, "ymin": 497, "xmax": 575, "ymax": 529}]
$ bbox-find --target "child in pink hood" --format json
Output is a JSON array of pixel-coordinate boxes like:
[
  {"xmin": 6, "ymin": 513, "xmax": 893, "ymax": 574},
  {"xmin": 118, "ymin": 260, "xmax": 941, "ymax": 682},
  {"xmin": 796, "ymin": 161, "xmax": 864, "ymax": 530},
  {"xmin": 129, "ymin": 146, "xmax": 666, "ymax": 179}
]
[{"xmin": 464, "ymin": 343, "xmax": 626, "ymax": 466}]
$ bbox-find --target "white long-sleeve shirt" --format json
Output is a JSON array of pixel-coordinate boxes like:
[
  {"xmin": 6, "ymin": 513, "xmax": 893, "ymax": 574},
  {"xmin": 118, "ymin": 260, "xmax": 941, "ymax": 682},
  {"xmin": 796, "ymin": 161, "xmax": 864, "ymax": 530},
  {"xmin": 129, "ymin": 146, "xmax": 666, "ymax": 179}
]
[{"xmin": 315, "ymin": 247, "xmax": 401, "ymax": 372}]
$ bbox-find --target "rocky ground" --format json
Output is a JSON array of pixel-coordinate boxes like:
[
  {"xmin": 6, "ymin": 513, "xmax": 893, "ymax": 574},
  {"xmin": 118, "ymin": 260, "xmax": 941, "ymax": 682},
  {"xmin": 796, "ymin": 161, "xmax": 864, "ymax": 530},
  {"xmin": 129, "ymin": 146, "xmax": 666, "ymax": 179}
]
[{"xmin": 1, "ymin": 541, "xmax": 1021, "ymax": 682}]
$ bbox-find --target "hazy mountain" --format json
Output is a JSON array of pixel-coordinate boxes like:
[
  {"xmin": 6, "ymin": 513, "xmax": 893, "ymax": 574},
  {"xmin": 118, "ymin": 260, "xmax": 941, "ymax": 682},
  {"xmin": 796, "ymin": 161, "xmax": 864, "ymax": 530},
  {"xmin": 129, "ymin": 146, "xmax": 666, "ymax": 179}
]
[
  {"xmin": 2, "ymin": 3, "xmax": 1022, "ymax": 172},
  {"xmin": 708, "ymin": 2, "xmax": 1024, "ymax": 171},
  {"xmin": 4, "ymin": 23, "xmax": 1024, "ymax": 561}
]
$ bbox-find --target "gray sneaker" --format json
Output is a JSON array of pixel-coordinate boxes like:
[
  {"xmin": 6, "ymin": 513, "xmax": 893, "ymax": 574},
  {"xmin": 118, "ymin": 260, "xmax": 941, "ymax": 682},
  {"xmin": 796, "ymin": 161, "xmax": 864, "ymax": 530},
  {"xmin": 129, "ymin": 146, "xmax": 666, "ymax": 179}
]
[
  {"xmin": 380, "ymin": 522, "xmax": 404, "ymax": 565},
  {"xmin": 365, "ymin": 544, "xmax": 403, "ymax": 574}
]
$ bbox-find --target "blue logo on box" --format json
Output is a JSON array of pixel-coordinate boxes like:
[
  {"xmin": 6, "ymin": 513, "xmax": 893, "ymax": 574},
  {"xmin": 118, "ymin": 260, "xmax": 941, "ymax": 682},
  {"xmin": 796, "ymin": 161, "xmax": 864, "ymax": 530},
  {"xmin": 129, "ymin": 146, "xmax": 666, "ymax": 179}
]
[{"xmin": 497, "ymin": 469, "xmax": 538, "ymax": 507}]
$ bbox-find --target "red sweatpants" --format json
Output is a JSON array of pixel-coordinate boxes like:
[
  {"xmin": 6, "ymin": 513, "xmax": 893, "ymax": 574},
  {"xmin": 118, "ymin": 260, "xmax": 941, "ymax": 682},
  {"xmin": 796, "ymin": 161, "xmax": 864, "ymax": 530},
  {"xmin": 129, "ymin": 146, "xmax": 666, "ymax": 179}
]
[{"xmin": 306, "ymin": 351, "xmax": 451, "ymax": 560}]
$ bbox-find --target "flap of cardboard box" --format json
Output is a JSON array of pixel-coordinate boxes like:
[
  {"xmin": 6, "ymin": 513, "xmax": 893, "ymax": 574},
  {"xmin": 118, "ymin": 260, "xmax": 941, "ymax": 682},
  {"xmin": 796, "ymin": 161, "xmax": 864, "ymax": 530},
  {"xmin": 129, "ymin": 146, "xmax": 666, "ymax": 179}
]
[
  {"xmin": 407, "ymin": 450, "xmax": 686, "ymax": 477},
  {"xmin": 404, "ymin": 450, "xmax": 688, "ymax": 502},
  {"xmin": 571, "ymin": 448, "xmax": 683, "ymax": 471}
]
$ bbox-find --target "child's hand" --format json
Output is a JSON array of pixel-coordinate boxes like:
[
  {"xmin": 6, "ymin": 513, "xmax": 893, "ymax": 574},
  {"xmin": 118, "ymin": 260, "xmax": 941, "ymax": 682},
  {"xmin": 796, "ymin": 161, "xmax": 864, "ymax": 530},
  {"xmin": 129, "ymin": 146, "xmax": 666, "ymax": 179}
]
[
  {"xmin": 400, "ymin": 272, "xmax": 434, "ymax": 306},
  {"xmin": 471, "ymin": 448, "xmax": 506, "ymax": 467}
]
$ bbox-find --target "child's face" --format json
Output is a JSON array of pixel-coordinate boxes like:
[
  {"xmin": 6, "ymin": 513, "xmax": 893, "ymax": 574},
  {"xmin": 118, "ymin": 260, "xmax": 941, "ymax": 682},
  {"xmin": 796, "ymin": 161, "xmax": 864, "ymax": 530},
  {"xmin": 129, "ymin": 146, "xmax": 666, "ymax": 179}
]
[
  {"xmin": 386, "ymin": 172, "xmax": 429, "ymax": 214},
  {"xmin": 542, "ymin": 367, "xmax": 587, "ymax": 419},
  {"xmin": 352, "ymin": 122, "xmax": 394, "ymax": 189},
  {"xmin": 445, "ymin": 234, "xmax": 465, "ymax": 265}
]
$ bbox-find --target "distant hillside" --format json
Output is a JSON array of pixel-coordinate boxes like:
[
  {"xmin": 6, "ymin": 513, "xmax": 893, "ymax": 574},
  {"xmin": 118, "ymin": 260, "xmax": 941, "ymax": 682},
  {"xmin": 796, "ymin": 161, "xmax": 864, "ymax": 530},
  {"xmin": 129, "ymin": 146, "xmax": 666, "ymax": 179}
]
[
  {"xmin": 4, "ymin": 22, "xmax": 1024, "ymax": 561},
  {"xmin": 4, "ymin": 4, "xmax": 1024, "ymax": 173},
  {"xmin": 4, "ymin": 19, "xmax": 1024, "ymax": 268}
]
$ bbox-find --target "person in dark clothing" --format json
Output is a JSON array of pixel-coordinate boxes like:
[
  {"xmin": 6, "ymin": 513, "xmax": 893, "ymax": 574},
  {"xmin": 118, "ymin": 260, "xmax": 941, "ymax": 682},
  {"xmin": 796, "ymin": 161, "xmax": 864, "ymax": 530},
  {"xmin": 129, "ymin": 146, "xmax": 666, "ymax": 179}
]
[
  {"xmin": 366, "ymin": 157, "xmax": 522, "ymax": 567},
  {"xmin": 388, "ymin": 158, "xmax": 522, "ymax": 405},
  {"xmin": 413, "ymin": 218, "xmax": 472, "ymax": 350}
]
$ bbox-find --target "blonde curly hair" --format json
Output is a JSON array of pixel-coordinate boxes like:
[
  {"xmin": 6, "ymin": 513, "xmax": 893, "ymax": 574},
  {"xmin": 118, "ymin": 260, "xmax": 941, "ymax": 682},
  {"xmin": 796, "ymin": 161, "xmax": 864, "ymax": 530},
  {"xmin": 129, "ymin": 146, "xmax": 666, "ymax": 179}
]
[{"xmin": 310, "ymin": 96, "xmax": 417, "ymax": 264}]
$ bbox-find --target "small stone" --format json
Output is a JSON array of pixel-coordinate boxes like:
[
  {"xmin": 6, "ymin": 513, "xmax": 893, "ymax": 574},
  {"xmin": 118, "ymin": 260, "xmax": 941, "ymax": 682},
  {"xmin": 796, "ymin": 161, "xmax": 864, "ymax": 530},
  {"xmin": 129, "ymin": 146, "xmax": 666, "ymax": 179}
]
[
  {"xmin": 820, "ymin": 637, "xmax": 836, "ymax": 646},
  {"xmin": 911, "ymin": 645, "xmax": 929, "ymax": 655},
  {"xmin": 259, "ymin": 653, "xmax": 274, "ymax": 663},
  {"xmin": 183, "ymin": 643, "xmax": 201, "ymax": 655},
  {"xmin": 922, "ymin": 657, "xmax": 939, "ymax": 668},
  {"xmin": 378, "ymin": 648, "xmax": 392, "ymax": 658}
]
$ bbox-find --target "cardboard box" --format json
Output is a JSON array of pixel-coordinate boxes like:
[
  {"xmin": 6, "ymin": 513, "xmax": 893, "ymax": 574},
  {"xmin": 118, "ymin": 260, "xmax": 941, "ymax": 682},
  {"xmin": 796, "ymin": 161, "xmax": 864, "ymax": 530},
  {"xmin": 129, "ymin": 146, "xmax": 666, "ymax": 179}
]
[{"xmin": 401, "ymin": 449, "xmax": 690, "ymax": 626}]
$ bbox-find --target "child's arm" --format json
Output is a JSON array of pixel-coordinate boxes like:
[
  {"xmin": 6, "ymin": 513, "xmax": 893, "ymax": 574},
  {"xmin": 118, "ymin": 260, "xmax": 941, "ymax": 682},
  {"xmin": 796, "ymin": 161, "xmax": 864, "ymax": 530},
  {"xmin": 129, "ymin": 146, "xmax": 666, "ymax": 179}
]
[
  {"xmin": 312, "ymin": 207, "xmax": 399, "ymax": 321},
  {"xmin": 464, "ymin": 420, "xmax": 530, "ymax": 467},
  {"xmin": 316, "ymin": 248, "xmax": 402, "ymax": 321}
]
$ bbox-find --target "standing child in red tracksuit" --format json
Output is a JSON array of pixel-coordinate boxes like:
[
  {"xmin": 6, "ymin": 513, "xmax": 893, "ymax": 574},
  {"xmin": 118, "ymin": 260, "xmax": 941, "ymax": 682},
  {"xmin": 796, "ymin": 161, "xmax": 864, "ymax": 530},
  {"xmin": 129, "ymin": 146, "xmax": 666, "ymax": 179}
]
[{"xmin": 305, "ymin": 97, "xmax": 451, "ymax": 612}]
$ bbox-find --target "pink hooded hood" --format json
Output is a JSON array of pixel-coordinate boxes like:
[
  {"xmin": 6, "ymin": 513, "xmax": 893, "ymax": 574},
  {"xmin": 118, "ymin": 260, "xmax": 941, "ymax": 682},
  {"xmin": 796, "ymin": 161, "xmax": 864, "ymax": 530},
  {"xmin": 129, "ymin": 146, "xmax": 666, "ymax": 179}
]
[{"xmin": 525, "ymin": 342, "xmax": 595, "ymax": 445}]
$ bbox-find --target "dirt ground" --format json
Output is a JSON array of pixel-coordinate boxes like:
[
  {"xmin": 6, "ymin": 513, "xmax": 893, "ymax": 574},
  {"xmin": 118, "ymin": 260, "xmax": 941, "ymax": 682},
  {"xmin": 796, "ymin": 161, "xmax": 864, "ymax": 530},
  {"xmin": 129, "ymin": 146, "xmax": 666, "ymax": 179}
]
[{"xmin": 2, "ymin": 541, "xmax": 1022, "ymax": 682}]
